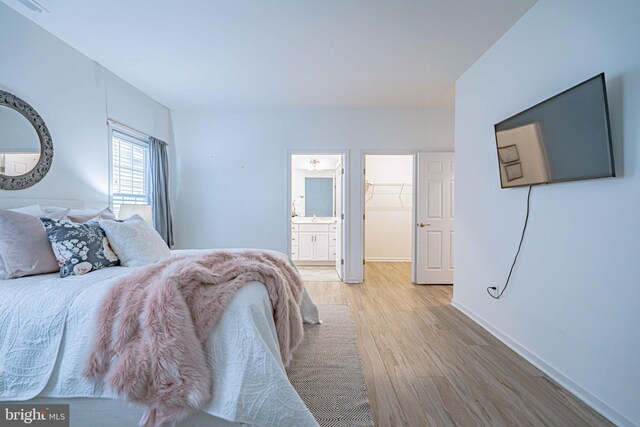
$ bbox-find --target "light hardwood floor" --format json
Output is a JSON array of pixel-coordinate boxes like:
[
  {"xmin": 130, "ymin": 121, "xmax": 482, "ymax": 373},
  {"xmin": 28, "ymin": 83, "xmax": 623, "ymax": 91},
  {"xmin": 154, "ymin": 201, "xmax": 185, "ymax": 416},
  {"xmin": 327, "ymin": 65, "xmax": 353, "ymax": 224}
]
[{"xmin": 304, "ymin": 262, "xmax": 611, "ymax": 427}]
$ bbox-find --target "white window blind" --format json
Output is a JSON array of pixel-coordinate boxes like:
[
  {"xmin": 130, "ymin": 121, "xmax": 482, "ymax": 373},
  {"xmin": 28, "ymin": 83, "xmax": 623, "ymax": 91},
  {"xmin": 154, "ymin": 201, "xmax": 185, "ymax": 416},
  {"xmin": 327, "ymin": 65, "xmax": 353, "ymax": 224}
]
[{"xmin": 110, "ymin": 129, "xmax": 150, "ymax": 218}]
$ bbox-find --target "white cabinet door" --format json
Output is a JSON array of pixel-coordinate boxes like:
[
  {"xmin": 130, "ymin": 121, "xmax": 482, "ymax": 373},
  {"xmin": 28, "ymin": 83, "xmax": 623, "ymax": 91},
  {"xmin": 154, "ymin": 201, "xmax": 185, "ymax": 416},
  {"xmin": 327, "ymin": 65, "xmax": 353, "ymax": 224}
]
[
  {"xmin": 415, "ymin": 152, "xmax": 455, "ymax": 284},
  {"xmin": 299, "ymin": 233, "xmax": 315, "ymax": 260},
  {"xmin": 314, "ymin": 233, "xmax": 330, "ymax": 260}
]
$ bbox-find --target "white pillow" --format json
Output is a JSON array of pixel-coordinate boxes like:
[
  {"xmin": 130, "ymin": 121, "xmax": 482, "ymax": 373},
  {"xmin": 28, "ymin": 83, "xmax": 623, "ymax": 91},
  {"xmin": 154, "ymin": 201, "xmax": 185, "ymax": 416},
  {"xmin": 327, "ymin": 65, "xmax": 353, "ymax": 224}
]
[
  {"xmin": 99, "ymin": 215, "xmax": 171, "ymax": 267},
  {"xmin": 9, "ymin": 204, "xmax": 44, "ymax": 216}
]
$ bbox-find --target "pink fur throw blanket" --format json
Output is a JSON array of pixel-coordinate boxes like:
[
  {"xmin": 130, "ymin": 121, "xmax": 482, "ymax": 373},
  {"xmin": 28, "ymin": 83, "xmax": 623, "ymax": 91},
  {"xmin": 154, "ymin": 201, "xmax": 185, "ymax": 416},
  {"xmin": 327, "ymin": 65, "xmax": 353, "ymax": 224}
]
[{"xmin": 84, "ymin": 250, "xmax": 305, "ymax": 427}]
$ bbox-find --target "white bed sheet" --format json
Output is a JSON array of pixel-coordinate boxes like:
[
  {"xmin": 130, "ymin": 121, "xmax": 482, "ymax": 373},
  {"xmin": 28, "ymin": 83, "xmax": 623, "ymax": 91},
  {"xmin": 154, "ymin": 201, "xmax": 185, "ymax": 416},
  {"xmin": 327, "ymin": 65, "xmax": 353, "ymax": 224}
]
[{"xmin": 0, "ymin": 249, "xmax": 319, "ymax": 427}]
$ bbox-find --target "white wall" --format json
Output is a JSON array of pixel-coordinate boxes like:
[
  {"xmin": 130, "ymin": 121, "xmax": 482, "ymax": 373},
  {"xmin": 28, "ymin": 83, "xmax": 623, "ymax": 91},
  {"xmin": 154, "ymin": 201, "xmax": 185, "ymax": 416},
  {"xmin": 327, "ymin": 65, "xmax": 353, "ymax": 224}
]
[
  {"xmin": 454, "ymin": 1, "xmax": 640, "ymax": 425},
  {"xmin": 172, "ymin": 108, "xmax": 454, "ymax": 282},
  {"xmin": 105, "ymin": 71, "xmax": 173, "ymax": 143},
  {"xmin": 365, "ymin": 155, "xmax": 413, "ymax": 261},
  {"xmin": 0, "ymin": 2, "xmax": 171, "ymax": 207}
]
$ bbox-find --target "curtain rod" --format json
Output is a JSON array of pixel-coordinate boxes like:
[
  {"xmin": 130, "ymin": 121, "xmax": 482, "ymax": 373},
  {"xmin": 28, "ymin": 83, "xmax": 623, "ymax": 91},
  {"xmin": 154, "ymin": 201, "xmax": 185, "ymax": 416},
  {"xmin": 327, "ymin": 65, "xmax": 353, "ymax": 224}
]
[{"xmin": 106, "ymin": 118, "xmax": 169, "ymax": 145}]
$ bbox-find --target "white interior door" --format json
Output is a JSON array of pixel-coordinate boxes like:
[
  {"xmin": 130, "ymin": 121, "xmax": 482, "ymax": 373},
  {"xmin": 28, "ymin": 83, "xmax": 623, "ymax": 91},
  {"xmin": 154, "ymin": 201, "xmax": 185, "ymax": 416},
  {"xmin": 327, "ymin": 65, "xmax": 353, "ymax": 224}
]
[
  {"xmin": 335, "ymin": 158, "xmax": 344, "ymax": 279},
  {"xmin": 315, "ymin": 233, "xmax": 330, "ymax": 260},
  {"xmin": 414, "ymin": 152, "xmax": 455, "ymax": 284},
  {"xmin": 5, "ymin": 153, "xmax": 39, "ymax": 175}
]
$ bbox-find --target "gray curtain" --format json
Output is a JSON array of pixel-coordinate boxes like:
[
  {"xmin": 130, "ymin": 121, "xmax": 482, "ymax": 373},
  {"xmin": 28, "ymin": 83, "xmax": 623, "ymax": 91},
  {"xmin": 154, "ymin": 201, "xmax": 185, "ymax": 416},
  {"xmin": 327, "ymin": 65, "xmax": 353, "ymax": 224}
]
[{"xmin": 149, "ymin": 137, "xmax": 174, "ymax": 246}]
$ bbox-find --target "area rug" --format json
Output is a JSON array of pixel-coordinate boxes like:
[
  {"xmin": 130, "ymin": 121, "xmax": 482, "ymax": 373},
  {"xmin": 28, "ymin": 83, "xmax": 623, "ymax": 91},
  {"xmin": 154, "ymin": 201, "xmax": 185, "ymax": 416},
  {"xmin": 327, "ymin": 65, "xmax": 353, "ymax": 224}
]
[
  {"xmin": 296, "ymin": 267, "xmax": 342, "ymax": 282},
  {"xmin": 287, "ymin": 304, "xmax": 375, "ymax": 427}
]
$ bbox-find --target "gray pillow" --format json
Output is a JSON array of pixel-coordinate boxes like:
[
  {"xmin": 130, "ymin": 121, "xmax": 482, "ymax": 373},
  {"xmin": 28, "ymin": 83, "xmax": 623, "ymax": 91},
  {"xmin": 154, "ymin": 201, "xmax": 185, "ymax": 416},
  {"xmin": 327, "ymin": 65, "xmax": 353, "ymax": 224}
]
[
  {"xmin": 0, "ymin": 210, "xmax": 63, "ymax": 279},
  {"xmin": 40, "ymin": 218, "xmax": 120, "ymax": 277}
]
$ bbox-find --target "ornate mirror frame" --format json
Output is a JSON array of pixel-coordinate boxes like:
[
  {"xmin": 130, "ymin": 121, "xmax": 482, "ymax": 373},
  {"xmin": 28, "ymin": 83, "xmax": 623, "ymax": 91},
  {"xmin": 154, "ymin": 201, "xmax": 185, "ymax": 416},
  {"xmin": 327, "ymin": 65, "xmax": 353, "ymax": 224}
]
[{"xmin": 0, "ymin": 90, "xmax": 53, "ymax": 190}]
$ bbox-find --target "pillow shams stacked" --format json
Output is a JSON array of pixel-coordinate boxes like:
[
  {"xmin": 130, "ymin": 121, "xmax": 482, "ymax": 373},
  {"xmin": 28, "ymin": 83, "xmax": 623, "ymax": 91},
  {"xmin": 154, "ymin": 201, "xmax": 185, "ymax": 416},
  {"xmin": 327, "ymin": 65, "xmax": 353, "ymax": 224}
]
[
  {"xmin": 40, "ymin": 218, "xmax": 120, "ymax": 277},
  {"xmin": 42, "ymin": 206, "xmax": 117, "ymax": 223},
  {"xmin": 68, "ymin": 207, "xmax": 116, "ymax": 223}
]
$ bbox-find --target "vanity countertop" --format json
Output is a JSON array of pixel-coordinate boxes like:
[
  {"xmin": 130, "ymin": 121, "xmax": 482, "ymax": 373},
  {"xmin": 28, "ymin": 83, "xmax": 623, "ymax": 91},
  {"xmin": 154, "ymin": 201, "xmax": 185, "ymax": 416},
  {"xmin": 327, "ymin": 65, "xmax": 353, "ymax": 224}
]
[{"xmin": 292, "ymin": 217, "xmax": 337, "ymax": 224}]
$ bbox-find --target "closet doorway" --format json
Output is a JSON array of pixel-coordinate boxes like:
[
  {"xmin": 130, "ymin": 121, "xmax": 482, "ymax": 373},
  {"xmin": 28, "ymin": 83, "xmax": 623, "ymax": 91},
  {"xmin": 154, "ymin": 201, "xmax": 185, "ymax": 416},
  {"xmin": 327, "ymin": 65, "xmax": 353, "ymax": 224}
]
[
  {"xmin": 288, "ymin": 152, "xmax": 348, "ymax": 282},
  {"xmin": 363, "ymin": 154, "xmax": 415, "ymax": 281},
  {"xmin": 362, "ymin": 152, "xmax": 455, "ymax": 285}
]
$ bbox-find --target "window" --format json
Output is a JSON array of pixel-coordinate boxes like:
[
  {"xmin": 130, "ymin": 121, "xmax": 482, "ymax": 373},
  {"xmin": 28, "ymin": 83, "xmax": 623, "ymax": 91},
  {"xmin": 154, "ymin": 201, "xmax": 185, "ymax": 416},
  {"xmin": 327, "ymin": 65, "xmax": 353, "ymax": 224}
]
[{"xmin": 110, "ymin": 128, "xmax": 150, "ymax": 218}]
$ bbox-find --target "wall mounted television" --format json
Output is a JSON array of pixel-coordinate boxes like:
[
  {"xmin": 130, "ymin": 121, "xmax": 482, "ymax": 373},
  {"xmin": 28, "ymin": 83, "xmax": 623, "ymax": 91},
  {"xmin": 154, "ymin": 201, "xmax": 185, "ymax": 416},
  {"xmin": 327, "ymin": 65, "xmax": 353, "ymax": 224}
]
[{"xmin": 494, "ymin": 73, "xmax": 615, "ymax": 188}]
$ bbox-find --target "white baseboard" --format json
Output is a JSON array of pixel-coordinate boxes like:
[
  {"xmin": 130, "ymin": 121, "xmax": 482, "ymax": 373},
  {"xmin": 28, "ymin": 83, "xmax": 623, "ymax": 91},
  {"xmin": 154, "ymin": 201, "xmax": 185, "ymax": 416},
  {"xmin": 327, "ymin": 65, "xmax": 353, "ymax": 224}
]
[{"xmin": 450, "ymin": 299, "xmax": 636, "ymax": 427}]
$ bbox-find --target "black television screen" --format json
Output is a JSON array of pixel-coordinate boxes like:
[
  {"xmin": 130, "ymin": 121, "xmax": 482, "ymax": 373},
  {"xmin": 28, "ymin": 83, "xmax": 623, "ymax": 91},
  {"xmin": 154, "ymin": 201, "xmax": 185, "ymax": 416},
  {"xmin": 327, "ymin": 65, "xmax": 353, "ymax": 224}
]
[{"xmin": 494, "ymin": 73, "xmax": 614, "ymax": 188}]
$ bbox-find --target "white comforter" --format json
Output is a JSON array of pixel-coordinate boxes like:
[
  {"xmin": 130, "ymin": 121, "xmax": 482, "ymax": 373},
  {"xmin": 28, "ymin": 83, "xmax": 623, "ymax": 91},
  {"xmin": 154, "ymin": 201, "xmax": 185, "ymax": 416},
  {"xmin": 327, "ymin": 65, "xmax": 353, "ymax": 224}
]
[{"xmin": 0, "ymin": 249, "xmax": 320, "ymax": 427}]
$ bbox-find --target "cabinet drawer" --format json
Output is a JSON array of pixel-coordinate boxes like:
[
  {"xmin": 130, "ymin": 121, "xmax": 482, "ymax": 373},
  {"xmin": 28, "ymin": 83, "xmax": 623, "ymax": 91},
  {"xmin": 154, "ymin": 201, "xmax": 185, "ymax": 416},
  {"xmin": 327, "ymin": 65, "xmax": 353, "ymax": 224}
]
[{"xmin": 298, "ymin": 223, "xmax": 330, "ymax": 233}]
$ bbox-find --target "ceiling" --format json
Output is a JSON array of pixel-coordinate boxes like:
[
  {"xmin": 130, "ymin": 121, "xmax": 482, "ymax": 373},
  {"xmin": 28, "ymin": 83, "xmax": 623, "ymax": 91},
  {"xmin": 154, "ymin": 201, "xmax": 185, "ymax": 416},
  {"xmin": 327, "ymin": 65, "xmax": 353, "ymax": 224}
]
[{"xmin": 2, "ymin": 0, "xmax": 536, "ymax": 110}]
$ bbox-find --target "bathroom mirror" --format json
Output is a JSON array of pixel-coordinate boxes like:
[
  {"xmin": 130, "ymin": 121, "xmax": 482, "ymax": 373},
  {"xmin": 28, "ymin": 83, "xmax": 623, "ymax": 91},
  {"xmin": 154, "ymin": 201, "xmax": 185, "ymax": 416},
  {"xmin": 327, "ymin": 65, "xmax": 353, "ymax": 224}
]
[
  {"xmin": 0, "ymin": 90, "xmax": 53, "ymax": 190},
  {"xmin": 305, "ymin": 177, "xmax": 333, "ymax": 217}
]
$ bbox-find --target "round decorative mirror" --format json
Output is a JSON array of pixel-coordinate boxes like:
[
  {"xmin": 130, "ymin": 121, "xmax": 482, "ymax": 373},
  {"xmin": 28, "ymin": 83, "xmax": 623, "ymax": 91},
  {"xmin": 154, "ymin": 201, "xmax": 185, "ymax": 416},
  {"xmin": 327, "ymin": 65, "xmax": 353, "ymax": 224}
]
[{"xmin": 0, "ymin": 90, "xmax": 53, "ymax": 190}]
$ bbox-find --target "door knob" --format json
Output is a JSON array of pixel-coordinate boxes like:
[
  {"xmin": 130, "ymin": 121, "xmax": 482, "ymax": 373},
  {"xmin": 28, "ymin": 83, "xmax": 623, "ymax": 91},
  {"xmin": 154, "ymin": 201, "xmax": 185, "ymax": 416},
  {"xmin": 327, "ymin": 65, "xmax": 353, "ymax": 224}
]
[{"xmin": 417, "ymin": 223, "xmax": 431, "ymax": 228}]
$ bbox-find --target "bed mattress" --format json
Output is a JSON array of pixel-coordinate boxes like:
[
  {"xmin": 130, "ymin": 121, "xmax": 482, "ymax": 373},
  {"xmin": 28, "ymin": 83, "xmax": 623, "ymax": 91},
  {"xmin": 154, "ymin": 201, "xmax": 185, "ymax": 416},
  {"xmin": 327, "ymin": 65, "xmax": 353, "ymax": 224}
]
[{"xmin": 0, "ymin": 249, "xmax": 319, "ymax": 427}]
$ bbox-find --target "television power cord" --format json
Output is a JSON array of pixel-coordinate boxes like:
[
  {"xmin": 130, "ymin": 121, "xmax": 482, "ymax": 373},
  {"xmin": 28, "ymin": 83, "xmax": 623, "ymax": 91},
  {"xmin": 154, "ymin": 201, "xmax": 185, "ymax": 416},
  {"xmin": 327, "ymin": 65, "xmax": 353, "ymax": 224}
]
[{"xmin": 487, "ymin": 185, "xmax": 533, "ymax": 299}]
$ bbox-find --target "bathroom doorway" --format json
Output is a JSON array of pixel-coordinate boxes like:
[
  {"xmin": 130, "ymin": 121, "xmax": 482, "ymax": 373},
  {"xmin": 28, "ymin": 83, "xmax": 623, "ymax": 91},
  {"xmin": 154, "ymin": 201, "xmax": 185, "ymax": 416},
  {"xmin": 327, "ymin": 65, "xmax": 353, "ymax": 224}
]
[{"xmin": 288, "ymin": 152, "xmax": 348, "ymax": 282}]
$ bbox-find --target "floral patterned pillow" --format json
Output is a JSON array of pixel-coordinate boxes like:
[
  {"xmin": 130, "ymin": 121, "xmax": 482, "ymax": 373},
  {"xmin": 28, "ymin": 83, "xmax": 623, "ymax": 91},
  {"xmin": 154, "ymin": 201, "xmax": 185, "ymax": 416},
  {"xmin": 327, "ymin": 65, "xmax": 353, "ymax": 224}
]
[{"xmin": 40, "ymin": 218, "xmax": 120, "ymax": 277}]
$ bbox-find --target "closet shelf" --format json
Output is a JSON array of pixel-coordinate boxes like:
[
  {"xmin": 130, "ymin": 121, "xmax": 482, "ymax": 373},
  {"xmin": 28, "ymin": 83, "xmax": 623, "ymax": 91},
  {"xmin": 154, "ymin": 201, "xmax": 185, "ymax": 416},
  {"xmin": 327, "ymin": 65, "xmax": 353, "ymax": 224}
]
[{"xmin": 365, "ymin": 182, "xmax": 412, "ymax": 207}]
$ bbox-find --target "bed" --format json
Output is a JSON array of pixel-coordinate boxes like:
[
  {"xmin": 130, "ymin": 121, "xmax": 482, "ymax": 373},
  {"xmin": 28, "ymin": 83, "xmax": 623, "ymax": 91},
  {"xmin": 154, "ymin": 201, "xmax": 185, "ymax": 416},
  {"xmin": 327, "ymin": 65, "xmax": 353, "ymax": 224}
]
[{"xmin": 0, "ymin": 200, "xmax": 321, "ymax": 427}]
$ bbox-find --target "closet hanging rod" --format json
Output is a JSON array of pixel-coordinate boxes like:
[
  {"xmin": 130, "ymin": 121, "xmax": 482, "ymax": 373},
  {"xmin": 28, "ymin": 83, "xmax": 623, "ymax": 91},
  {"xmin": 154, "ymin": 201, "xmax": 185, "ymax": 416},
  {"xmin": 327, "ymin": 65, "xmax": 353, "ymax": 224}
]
[{"xmin": 365, "ymin": 182, "xmax": 412, "ymax": 206}]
